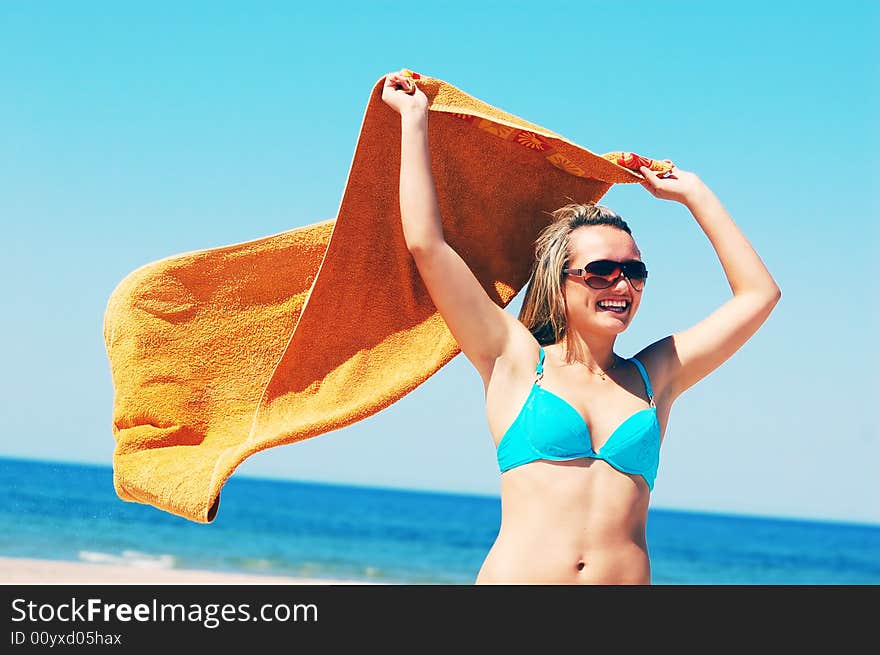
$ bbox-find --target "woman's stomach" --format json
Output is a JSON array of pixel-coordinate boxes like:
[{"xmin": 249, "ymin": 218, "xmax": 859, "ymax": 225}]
[
  {"xmin": 476, "ymin": 535, "xmax": 650, "ymax": 584},
  {"xmin": 476, "ymin": 459, "xmax": 651, "ymax": 584}
]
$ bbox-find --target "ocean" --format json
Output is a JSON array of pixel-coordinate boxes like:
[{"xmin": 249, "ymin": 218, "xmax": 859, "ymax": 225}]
[{"xmin": 1, "ymin": 456, "xmax": 877, "ymax": 585}]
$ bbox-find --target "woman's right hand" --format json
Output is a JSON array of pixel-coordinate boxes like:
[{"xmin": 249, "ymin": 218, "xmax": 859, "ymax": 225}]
[{"xmin": 381, "ymin": 69, "xmax": 428, "ymax": 117}]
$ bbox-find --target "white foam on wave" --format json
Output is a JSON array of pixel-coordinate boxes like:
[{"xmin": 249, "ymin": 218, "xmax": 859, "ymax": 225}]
[{"xmin": 78, "ymin": 550, "xmax": 176, "ymax": 569}]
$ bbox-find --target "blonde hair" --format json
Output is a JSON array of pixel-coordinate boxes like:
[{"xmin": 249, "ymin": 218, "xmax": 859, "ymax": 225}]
[{"xmin": 517, "ymin": 201, "xmax": 634, "ymax": 345}]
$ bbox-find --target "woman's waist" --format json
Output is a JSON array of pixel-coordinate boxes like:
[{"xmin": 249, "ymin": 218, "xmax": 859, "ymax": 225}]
[
  {"xmin": 481, "ymin": 533, "xmax": 650, "ymax": 584},
  {"xmin": 497, "ymin": 510, "xmax": 647, "ymax": 550},
  {"xmin": 498, "ymin": 472, "xmax": 649, "ymax": 542}
]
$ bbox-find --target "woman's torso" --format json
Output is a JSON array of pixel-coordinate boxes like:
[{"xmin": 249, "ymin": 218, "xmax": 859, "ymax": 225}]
[{"xmin": 476, "ymin": 334, "xmax": 670, "ymax": 585}]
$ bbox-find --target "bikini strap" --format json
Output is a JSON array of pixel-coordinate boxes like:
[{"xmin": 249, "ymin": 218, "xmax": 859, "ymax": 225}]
[
  {"xmin": 535, "ymin": 346, "xmax": 545, "ymax": 381},
  {"xmin": 629, "ymin": 356, "xmax": 656, "ymax": 407}
]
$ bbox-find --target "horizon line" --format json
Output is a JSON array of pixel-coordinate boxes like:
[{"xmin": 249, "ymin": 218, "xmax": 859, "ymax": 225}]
[{"xmin": 3, "ymin": 453, "xmax": 878, "ymax": 529}]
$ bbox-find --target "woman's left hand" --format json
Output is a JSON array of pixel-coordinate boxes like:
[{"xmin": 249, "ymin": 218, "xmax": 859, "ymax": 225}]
[{"xmin": 638, "ymin": 164, "xmax": 711, "ymax": 206}]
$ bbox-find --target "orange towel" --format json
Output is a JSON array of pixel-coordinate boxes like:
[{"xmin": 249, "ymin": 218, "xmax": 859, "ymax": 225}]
[{"xmin": 102, "ymin": 70, "xmax": 673, "ymax": 524}]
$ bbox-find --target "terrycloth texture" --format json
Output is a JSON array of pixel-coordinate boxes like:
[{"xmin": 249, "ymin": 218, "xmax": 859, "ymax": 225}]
[{"xmin": 102, "ymin": 69, "xmax": 673, "ymax": 523}]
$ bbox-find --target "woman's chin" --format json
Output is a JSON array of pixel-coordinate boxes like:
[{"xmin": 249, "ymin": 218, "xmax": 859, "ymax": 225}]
[{"xmin": 595, "ymin": 312, "xmax": 631, "ymax": 330}]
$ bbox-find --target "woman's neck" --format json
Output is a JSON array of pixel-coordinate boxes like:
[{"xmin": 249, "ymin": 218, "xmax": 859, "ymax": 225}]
[{"xmin": 559, "ymin": 331, "xmax": 618, "ymax": 371}]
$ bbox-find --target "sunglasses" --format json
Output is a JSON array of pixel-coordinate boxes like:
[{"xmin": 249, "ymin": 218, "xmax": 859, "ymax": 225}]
[{"xmin": 563, "ymin": 259, "xmax": 648, "ymax": 291}]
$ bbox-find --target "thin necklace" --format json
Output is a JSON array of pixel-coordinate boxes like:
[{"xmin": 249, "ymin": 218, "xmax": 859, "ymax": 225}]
[{"xmin": 565, "ymin": 353, "xmax": 621, "ymax": 381}]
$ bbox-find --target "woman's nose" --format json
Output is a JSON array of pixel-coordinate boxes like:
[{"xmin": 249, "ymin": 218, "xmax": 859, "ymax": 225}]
[{"xmin": 613, "ymin": 274, "xmax": 630, "ymax": 292}]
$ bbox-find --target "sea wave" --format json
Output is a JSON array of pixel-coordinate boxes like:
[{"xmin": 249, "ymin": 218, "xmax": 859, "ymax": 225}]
[{"xmin": 78, "ymin": 549, "xmax": 176, "ymax": 569}]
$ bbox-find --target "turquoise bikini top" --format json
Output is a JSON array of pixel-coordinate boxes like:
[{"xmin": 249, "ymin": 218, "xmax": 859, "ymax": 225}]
[{"xmin": 496, "ymin": 345, "xmax": 661, "ymax": 490}]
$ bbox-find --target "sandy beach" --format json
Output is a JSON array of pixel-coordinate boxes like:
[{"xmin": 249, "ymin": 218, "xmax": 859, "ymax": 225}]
[{"xmin": 0, "ymin": 557, "xmax": 378, "ymax": 585}]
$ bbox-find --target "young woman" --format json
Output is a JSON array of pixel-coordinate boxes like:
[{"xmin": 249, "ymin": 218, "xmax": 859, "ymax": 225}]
[{"xmin": 381, "ymin": 69, "xmax": 781, "ymax": 584}]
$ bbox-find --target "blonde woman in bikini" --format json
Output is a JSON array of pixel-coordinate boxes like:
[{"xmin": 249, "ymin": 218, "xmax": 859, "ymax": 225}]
[{"xmin": 381, "ymin": 70, "xmax": 781, "ymax": 584}]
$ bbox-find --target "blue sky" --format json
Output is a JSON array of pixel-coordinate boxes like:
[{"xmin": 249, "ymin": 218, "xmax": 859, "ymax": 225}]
[{"xmin": 2, "ymin": 2, "xmax": 877, "ymax": 525}]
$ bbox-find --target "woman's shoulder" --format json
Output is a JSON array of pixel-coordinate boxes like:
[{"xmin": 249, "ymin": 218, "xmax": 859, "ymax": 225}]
[
  {"xmin": 478, "ymin": 321, "xmax": 543, "ymax": 391},
  {"xmin": 631, "ymin": 335, "xmax": 677, "ymax": 402}
]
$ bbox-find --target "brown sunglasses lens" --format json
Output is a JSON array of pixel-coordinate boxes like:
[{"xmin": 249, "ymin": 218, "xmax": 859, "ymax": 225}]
[{"xmin": 582, "ymin": 261, "xmax": 647, "ymax": 290}]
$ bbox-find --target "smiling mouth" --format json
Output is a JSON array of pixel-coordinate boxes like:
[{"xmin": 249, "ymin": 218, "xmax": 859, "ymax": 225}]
[{"xmin": 595, "ymin": 300, "xmax": 630, "ymax": 314}]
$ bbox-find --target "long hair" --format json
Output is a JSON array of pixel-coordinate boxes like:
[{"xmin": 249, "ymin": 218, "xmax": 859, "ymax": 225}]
[{"xmin": 517, "ymin": 201, "xmax": 634, "ymax": 346}]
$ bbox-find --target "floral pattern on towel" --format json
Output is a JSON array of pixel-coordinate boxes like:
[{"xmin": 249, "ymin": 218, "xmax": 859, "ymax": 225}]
[{"xmin": 401, "ymin": 68, "xmax": 674, "ymax": 181}]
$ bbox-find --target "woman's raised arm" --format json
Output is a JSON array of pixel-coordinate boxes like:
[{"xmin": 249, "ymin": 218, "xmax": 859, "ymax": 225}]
[
  {"xmin": 636, "ymin": 165, "xmax": 782, "ymax": 401},
  {"xmin": 381, "ymin": 71, "xmax": 518, "ymax": 382}
]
